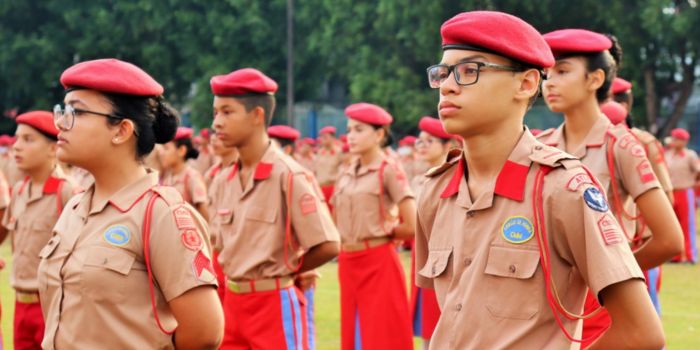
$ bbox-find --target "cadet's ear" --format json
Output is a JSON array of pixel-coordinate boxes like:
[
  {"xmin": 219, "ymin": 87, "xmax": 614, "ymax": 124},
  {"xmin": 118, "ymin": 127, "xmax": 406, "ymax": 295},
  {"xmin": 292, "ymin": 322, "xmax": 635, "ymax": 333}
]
[
  {"xmin": 514, "ymin": 68, "xmax": 541, "ymax": 103},
  {"xmin": 586, "ymin": 68, "xmax": 605, "ymax": 92}
]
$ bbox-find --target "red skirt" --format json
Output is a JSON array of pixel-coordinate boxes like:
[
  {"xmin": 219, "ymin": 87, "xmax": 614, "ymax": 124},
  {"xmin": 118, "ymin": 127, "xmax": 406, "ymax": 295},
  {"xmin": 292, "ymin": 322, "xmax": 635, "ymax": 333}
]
[
  {"xmin": 321, "ymin": 185, "xmax": 335, "ymax": 213},
  {"xmin": 581, "ymin": 291, "xmax": 611, "ymax": 349},
  {"xmin": 338, "ymin": 242, "xmax": 412, "ymax": 350}
]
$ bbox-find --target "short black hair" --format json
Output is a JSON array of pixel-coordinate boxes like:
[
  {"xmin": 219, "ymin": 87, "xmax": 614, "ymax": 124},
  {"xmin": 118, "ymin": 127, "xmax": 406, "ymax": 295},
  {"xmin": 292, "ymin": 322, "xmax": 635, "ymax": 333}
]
[
  {"xmin": 174, "ymin": 137, "xmax": 199, "ymax": 160},
  {"xmin": 232, "ymin": 93, "xmax": 276, "ymax": 126}
]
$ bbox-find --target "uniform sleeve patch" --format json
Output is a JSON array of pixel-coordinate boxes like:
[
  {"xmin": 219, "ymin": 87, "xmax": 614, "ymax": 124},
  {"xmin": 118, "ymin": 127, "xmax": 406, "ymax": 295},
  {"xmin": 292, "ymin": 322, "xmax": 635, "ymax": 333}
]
[
  {"xmin": 630, "ymin": 144, "xmax": 647, "ymax": 158},
  {"xmin": 181, "ymin": 229, "xmax": 204, "ymax": 251},
  {"xmin": 566, "ymin": 173, "xmax": 593, "ymax": 192},
  {"xmin": 173, "ymin": 205, "xmax": 196, "ymax": 229},
  {"xmin": 192, "ymin": 250, "xmax": 216, "ymax": 283},
  {"xmin": 636, "ymin": 160, "xmax": 656, "ymax": 183},
  {"xmin": 618, "ymin": 134, "xmax": 635, "ymax": 149},
  {"xmin": 598, "ymin": 214, "xmax": 623, "ymax": 245},
  {"xmin": 299, "ymin": 193, "xmax": 317, "ymax": 215},
  {"xmin": 583, "ymin": 187, "xmax": 609, "ymax": 212}
]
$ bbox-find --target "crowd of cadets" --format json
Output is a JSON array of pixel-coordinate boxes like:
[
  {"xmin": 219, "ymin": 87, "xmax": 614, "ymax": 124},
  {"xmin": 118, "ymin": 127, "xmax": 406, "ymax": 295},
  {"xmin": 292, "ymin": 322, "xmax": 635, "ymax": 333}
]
[{"xmin": 0, "ymin": 9, "xmax": 697, "ymax": 350}]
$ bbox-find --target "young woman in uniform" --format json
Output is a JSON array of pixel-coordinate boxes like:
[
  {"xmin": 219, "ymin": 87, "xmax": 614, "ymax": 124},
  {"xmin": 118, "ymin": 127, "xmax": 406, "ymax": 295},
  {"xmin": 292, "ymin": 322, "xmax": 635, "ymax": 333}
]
[
  {"xmin": 0, "ymin": 111, "xmax": 77, "ymax": 350},
  {"xmin": 415, "ymin": 11, "xmax": 665, "ymax": 349},
  {"xmin": 332, "ymin": 102, "xmax": 416, "ymax": 350},
  {"xmin": 539, "ymin": 29, "xmax": 683, "ymax": 346},
  {"xmin": 159, "ymin": 126, "xmax": 209, "ymax": 219},
  {"xmin": 409, "ymin": 116, "xmax": 452, "ymax": 349},
  {"xmin": 38, "ymin": 58, "xmax": 223, "ymax": 349},
  {"xmin": 665, "ymin": 128, "xmax": 700, "ymax": 263}
]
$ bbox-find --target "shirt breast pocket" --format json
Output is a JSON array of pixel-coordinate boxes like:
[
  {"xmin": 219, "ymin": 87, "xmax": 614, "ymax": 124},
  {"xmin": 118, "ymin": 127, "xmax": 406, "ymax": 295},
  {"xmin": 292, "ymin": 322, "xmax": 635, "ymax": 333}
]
[
  {"xmin": 37, "ymin": 235, "xmax": 61, "ymax": 293},
  {"xmin": 243, "ymin": 206, "xmax": 278, "ymax": 235},
  {"xmin": 418, "ymin": 248, "xmax": 453, "ymax": 279},
  {"xmin": 483, "ymin": 245, "xmax": 542, "ymax": 320},
  {"xmin": 80, "ymin": 246, "xmax": 135, "ymax": 303}
]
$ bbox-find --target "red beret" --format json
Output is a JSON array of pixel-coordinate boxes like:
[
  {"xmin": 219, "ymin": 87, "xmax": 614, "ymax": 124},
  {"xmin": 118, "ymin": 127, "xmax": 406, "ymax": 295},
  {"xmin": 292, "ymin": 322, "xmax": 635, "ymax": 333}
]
[
  {"xmin": 15, "ymin": 111, "xmax": 59, "ymax": 138},
  {"xmin": 339, "ymin": 134, "xmax": 347, "ymax": 142},
  {"xmin": 268, "ymin": 125, "xmax": 300, "ymax": 141},
  {"xmin": 301, "ymin": 137, "xmax": 316, "ymax": 146},
  {"xmin": 530, "ymin": 128, "xmax": 543, "ymax": 136},
  {"xmin": 319, "ymin": 126, "xmax": 337, "ymax": 135},
  {"xmin": 419, "ymin": 116, "xmax": 453, "ymax": 140},
  {"xmin": 611, "ymin": 77, "xmax": 632, "ymax": 95},
  {"xmin": 174, "ymin": 127, "xmax": 193, "ymax": 141},
  {"xmin": 441, "ymin": 11, "xmax": 554, "ymax": 68},
  {"xmin": 601, "ymin": 101, "xmax": 627, "ymax": 126},
  {"xmin": 671, "ymin": 128, "xmax": 690, "ymax": 141},
  {"xmin": 345, "ymin": 103, "xmax": 393, "ymax": 126},
  {"xmin": 0, "ymin": 135, "xmax": 12, "ymax": 146},
  {"xmin": 60, "ymin": 58, "xmax": 163, "ymax": 96},
  {"xmin": 399, "ymin": 136, "xmax": 417, "ymax": 147},
  {"xmin": 210, "ymin": 68, "xmax": 278, "ymax": 96},
  {"xmin": 200, "ymin": 128, "xmax": 211, "ymax": 139},
  {"xmin": 543, "ymin": 29, "xmax": 612, "ymax": 57}
]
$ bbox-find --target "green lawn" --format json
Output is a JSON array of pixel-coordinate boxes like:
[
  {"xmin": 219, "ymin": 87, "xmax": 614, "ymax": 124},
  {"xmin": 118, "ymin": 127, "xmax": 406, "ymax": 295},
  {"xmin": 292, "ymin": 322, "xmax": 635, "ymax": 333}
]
[{"xmin": 1, "ymin": 238, "xmax": 698, "ymax": 350}]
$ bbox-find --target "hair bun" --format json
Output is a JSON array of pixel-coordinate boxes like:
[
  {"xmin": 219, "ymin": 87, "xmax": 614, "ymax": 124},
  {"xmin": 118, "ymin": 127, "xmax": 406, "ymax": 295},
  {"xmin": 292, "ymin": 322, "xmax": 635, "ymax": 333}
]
[
  {"xmin": 606, "ymin": 34, "xmax": 623, "ymax": 68},
  {"xmin": 152, "ymin": 97, "xmax": 179, "ymax": 144}
]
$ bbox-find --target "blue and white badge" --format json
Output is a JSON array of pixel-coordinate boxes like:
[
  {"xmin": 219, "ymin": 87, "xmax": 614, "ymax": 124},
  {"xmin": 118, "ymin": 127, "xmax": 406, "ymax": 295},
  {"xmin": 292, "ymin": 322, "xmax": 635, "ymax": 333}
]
[
  {"xmin": 103, "ymin": 225, "xmax": 131, "ymax": 246},
  {"xmin": 502, "ymin": 216, "xmax": 534, "ymax": 244},
  {"xmin": 583, "ymin": 187, "xmax": 609, "ymax": 212}
]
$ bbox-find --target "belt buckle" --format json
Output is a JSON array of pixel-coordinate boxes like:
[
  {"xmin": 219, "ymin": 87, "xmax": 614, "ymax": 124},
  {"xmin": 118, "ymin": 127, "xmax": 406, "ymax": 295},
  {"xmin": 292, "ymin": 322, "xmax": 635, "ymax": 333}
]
[{"xmin": 228, "ymin": 281, "xmax": 241, "ymax": 293}]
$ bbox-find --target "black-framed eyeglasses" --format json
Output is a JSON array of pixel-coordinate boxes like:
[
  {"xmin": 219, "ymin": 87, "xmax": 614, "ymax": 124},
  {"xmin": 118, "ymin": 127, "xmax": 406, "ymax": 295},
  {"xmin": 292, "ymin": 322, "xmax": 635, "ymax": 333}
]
[
  {"xmin": 53, "ymin": 104, "xmax": 136, "ymax": 135},
  {"xmin": 426, "ymin": 61, "xmax": 520, "ymax": 89}
]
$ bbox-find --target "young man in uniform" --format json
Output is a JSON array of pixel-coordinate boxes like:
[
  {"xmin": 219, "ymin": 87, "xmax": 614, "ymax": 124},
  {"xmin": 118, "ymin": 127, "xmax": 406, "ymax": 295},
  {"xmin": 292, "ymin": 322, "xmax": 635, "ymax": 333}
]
[
  {"xmin": 665, "ymin": 128, "xmax": 700, "ymax": 263},
  {"xmin": 211, "ymin": 68, "xmax": 340, "ymax": 350},
  {"xmin": 415, "ymin": 11, "xmax": 665, "ymax": 349},
  {"xmin": 315, "ymin": 126, "xmax": 343, "ymax": 210},
  {"xmin": 0, "ymin": 111, "xmax": 77, "ymax": 350}
]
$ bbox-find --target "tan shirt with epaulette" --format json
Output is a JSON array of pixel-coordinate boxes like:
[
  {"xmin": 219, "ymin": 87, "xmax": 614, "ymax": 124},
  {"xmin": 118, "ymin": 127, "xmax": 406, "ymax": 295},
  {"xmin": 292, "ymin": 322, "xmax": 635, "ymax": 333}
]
[
  {"xmin": 415, "ymin": 129, "xmax": 642, "ymax": 349},
  {"xmin": 38, "ymin": 171, "xmax": 216, "ymax": 350}
]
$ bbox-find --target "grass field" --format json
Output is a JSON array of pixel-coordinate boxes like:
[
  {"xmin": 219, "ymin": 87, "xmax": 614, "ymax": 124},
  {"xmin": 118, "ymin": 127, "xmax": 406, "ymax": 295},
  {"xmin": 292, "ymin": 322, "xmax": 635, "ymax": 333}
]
[{"xmin": 1, "ymin": 237, "xmax": 698, "ymax": 349}]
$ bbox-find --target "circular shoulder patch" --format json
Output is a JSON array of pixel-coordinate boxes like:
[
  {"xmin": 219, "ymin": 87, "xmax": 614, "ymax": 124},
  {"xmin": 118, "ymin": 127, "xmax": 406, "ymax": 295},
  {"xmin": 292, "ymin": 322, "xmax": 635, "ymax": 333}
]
[
  {"xmin": 501, "ymin": 216, "xmax": 534, "ymax": 244},
  {"xmin": 583, "ymin": 187, "xmax": 609, "ymax": 212},
  {"xmin": 181, "ymin": 229, "xmax": 204, "ymax": 251},
  {"xmin": 103, "ymin": 225, "xmax": 131, "ymax": 246}
]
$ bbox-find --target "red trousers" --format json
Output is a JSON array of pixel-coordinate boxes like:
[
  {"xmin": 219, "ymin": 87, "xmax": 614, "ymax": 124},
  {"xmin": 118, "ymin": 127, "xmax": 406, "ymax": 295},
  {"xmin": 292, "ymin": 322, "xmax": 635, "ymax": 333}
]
[
  {"xmin": 212, "ymin": 251, "xmax": 225, "ymax": 302},
  {"xmin": 338, "ymin": 243, "xmax": 413, "ymax": 350},
  {"xmin": 14, "ymin": 301, "xmax": 44, "ymax": 350},
  {"xmin": 581, "ymin": 291, "xmax": 610, "ymax": 349},
  {"xmin": 321, "ymin": 185, "xmax": 334, "ymax": 213},
  {"xmin": 221, "ymin": 286, "xmax": 308, "ymax": 350},
  {"xmin": 673, "ymin": 189, "xmax": 698, "ymax": 262}
]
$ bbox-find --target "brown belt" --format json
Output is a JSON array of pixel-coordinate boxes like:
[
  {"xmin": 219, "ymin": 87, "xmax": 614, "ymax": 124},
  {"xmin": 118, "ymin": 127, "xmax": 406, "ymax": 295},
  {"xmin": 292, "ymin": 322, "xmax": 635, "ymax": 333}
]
[
  {"xmin": 16, "ymin": 291, "xmax": 40, "ymax": 304},
  {"xmin": 227, "ymin": 277, "xmax": 294, "ymax": 294},
  {"xmin": 341, "ymin": 237, "xmax": 392, "ymax": 252}
]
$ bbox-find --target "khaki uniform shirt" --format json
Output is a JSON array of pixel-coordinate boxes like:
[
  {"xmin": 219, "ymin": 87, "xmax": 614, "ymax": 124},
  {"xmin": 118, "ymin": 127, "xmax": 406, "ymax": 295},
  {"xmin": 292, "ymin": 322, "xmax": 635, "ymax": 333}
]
[
  {"xmin": 315, "ymin": 147, "xmax": 342, "ymax": 186},
  {"xmin": 631, "ymin": 128, "xmax": 673, "ymax": 193},
  {"xmin": 665, "ymin": 148, "xmax": 700, "ymax": 190},
  {"xmin": 160, "ymin": 165, "xmax": 208, "ymax": 206},
  {"xmin": 538, "ymin": 117, "xmax": 661, "ymax": 241},
  {"xmin": 295, "ymin": 154, "xmax": 316, "ymax": 174},
  {"xmin": 217, "ymin": 144, "xmax": 339, "ymax": 281},
  {"xmin": 332, "ymin": 156, "xmax": 414, "ymax": 244},
  {"xmin": 207, "ymin": 161, "xmax": 236, "ymax": 248},
  {"xmin": 415, "ymin": 130, "xmax": 643, "ymax": 349},
  {"xmin": 38, "ymin": 172, "xmax": 216, "ymax": 350},
  {"xmin": 2, "ymin": 168, "xmax": 76, "ymax": 292}
]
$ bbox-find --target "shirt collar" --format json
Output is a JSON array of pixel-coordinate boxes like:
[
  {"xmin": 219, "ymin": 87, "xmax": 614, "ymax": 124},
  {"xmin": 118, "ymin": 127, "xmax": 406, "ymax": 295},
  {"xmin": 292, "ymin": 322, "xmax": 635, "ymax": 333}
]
[
  {"xmin": 74, "ymin": 170, "xmax": 159, "ymax": 218},
  {"xmin": 543, "ymin": 116, "xmax": 610, "ymax": 158},
  {"xmin": 441, "ymin": 128, "xmax": 534, "ymax": 203},
  {"xmin": 345, "ymin": 154, "xmax": 387, "ymax": 177}
]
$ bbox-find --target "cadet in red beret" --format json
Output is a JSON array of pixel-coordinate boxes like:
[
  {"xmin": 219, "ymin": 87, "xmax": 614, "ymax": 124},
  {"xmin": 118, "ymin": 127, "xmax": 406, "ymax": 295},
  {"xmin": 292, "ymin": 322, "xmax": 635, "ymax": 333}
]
[
  {"xmin": 0, "ymin": 113, "xmax": 62, "ymax": 349},
  {"xmin": 158, "ymin": 126, "xmax": 209, "ymax": 219},
  {"xmin": 40, "ymin": 58, "xmax": 223, "ymax": 350},
  {"xmin": 192, "ymin": 127, "xmax": 215, "ymax": 175},
  {"xmin": 331, "ymin": 102, "xmax": 415, "ymax": 350},
  {"xmin": 295, "ymin": 138, "xmax": 317, "ymax": 173},
  {"xmin": 268, "ymin": 125, "xmax": 300, "ymax": 156},
  {"xmin": 316, "ymin": 125, "xmax": 343, "ymax": 212},
  {"xmin": 408, "ymin": 116, "xmax": 455, "ymax": 348},
  {"xmin": 211, "ymin": 68, "xmax": 339, "ymax": 350},
  {"xmin": 415, "ymin": 12, "xmax": 664, "ymax": 349},
  {"xmin": 540, "ymin": 29, "xmax": 679, "ymax": 347},
  {"xmin": 666, "ymin": 128, "xmax": 700, "ymax": 265}
]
